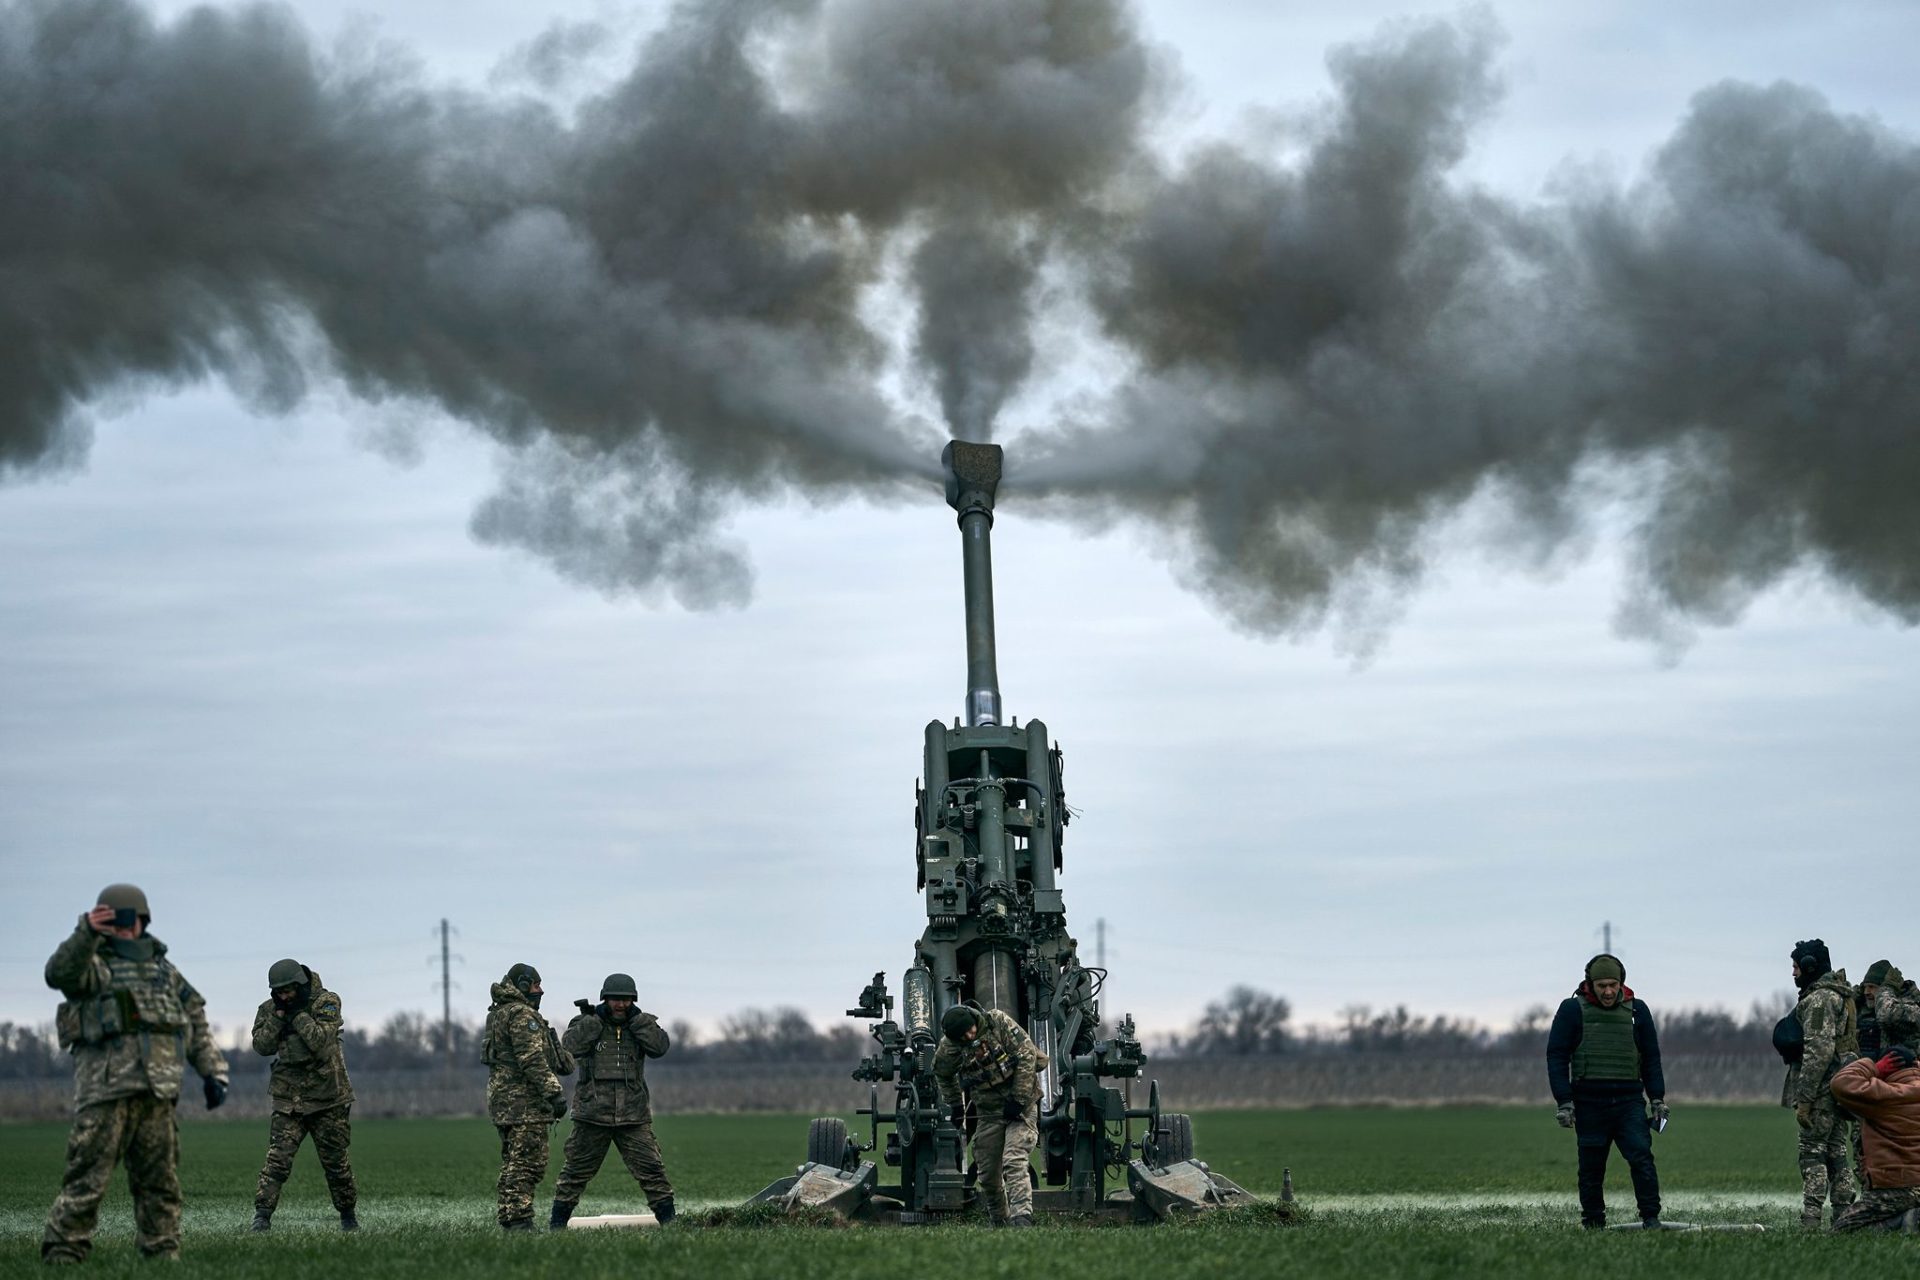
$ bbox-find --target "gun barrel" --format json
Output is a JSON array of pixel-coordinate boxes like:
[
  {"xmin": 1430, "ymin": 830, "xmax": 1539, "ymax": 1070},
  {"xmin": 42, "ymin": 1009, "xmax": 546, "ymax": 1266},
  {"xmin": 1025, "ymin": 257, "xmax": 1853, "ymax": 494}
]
[{"xmin": 942, "ymin": 441, "xmax": 1004, "ymax": 727}]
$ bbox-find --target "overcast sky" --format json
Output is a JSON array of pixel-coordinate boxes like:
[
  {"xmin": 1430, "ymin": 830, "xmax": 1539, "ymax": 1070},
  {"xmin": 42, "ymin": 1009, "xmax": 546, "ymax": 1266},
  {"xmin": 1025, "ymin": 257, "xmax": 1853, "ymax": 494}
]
[{"xmin": 3, "ymin": 0, "xmax": 1916, "ymax": 1051}]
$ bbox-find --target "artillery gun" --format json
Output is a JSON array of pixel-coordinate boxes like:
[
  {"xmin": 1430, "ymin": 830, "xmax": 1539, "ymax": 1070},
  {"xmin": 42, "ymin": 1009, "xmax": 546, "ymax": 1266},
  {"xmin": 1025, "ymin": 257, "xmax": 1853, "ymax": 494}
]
[{"xmin": 752, "ymin": 442, "xmax": 1263, "ymax": 1223}]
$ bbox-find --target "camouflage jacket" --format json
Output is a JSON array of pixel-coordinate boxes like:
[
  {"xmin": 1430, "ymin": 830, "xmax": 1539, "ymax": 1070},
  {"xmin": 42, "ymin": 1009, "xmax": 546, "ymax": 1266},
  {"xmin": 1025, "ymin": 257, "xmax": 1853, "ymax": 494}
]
[
  {"xmin": 1785, "ymin": 969, "xmax": 1857, "ymax": 1107},
  {"xmin": 45, "ymin": 920, "xmax": 228, "ymax": 1111},
  {"xmin": 483, "ymin": 982, "xmax": 574, "ymax": 1124},
  {"xmin": 562, "ymin": 1005, "xmax": 670, "ymax": 1125},
  {"xmin": 250, "ymin": 971, "xmax": 353, "ymax": 1115},
  {"xmin": 933, "ymin": 1008, "xmax": 1042, "ymax": 1109},
  {"xmin": 1875, "ymin": 977, "xmax": 1920, "ymax": 1052}
]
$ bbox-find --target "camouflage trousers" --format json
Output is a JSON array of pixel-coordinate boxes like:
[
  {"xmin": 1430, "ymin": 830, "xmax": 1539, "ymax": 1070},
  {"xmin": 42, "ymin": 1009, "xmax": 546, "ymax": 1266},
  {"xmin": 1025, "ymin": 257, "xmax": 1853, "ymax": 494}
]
[
  {"xmin": 971, "ymin": 1104, "xmax": 1037, "ymax": 1223},
  {"xmin": 495, "ymin": 1123, "xmax": 552, "ymax": 1227},
  {"xmin": 1832, "ymin": 1186, "xmax": 1920, "ymax": 1233},
  {"xmin": 256, "ymin": 1106, "xmax": 356, "ymax": 1215},
  {"xmin": 554, "ymin": 1120, "xmax": 674, "ymax": 1208},
  {"xmin": 1797, "ymin": 1095, "xmax": 1858, "ymax": 1223},
  {"xmin": 42, "ymin": 1095, "xmax": 181, "ymax": 1262}
]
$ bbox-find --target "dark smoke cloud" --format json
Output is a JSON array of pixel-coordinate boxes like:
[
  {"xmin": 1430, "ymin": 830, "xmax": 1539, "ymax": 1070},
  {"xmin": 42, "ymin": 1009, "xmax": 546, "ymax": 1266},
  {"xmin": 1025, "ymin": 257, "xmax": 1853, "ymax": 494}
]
[
  {"xmin": 3, "ymin": 0, "xmax": 1916, "ymax": 644},
  {"xmin": 1017, "ymin": 16, "xmax": 1920, "ymax": 646},
  {"xmin": 911, "ymin": 223, "xmax": 1040, "ymax": 441},
  {"xmin": 0, "ymin": 0, "xmax": 1149, "ymax": 598}
]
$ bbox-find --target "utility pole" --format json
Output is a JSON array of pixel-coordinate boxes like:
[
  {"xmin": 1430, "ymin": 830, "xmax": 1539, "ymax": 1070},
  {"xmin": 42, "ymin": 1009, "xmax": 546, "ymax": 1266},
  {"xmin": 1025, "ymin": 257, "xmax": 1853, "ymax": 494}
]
[
  {"xmin": 440, "ymin": 919, "xmax": 453, "ymax": 1075},
  {"xmin": 1599, "ymin": 921, "xmax": 1613, "ymax": 954},
  {"xmin": 430, "ymin": 919, "xmax": 461, "ymax": 1080},
  {"xmin": 1096, "ymin": 917, "xmax": 1106, "ymax": 969}
]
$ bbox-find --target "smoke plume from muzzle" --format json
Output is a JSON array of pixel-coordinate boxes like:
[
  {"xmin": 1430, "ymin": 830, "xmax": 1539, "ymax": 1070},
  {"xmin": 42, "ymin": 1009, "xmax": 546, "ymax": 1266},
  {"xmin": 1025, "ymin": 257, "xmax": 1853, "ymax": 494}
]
[{"xmin": 2, "ymin": 0, "xmax": 1916, "ymax": 641}]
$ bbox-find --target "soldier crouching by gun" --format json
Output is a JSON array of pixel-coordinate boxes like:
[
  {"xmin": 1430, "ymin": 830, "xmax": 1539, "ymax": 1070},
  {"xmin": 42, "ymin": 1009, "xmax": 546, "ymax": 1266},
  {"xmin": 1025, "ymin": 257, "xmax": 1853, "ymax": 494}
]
[
  {"xmin": 1829, "ymin": 1044, "xmax": 1920, "ymax": 1232},
  {"xmin": 249, "ymin": 959, "xmax": 357, "ymax": 1232},
  {"xmin": 549, "ymin": 974, "xmax": 675, "ymax": 1228},
  {"xmin": 933, "ymin": 1004, "xmax": 1044, "ymax": 1227},
  {"xmin": 483, "ymin": 963, "xmax": 574, "ymax": 1232}
]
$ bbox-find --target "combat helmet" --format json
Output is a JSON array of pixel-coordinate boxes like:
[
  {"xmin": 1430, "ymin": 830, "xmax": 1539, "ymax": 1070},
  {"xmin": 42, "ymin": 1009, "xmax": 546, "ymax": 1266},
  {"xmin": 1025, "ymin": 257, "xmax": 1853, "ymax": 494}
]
[
  {"xmin": 506, "ymin": 963, "xmax": 541, "ymax": 993},
  {"xmin": 600, "ymin": 973, "xmax": 639, "ymax": 1001},
  {"xmin": 98, "ymin": 883, "xmax": 151, "ymax": 924},
  {"xmin": 267, "ymin": 958, "xmax": 308, "ymax": 991}
]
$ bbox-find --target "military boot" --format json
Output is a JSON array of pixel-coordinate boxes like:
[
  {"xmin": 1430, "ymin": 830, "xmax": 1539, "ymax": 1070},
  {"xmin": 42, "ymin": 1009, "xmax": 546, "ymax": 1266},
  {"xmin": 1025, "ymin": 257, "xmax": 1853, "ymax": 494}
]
[
  {"xmin": 1007, "ymin": 1214, "xmax": 1034, "ymax": 1228},
  {"xmin": 502, "ymin": 1220, "xmax": 535, "ymax": 1233},
  {"xmin": 649, "ymin": 1197, "xmax": 675, "ymax": 1225},
  {"xmin": 549, "ymin": 1201, "xmax": 575, "ymax": 1231},
  {"xmin": 339, "ymin": 1211, "xmax": 359, "ymax": 1232},
  {"xmin": 250, "ymin": 1212, "xmax": 272, "ymax": 1232}
]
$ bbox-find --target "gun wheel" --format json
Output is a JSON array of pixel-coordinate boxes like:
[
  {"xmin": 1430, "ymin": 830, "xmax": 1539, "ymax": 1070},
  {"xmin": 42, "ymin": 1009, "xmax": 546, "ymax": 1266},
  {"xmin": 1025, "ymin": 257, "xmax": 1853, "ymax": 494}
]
[
  {"xmin": 806, "ymin": 1117, "xmax": 852, "ymax": 1170},
  {"xmin": 1158, "ymin": 1113, "xmax": 1194, "ymax": 1164}
]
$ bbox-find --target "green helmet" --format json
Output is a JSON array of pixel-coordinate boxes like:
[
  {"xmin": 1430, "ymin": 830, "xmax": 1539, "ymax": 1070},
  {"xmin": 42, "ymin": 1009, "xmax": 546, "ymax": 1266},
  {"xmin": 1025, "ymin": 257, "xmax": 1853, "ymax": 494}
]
[
  {"xmin": 941, "ymin": 1006, "xmax": 979, "ymax": 1043},
  {"xmin": 98, "ymin": 883, "xmax": 151, "ymax": 922},
  {"xmin": 506, "ymin": 963, "xmax": 541, "ymax": 994},
  {"xmin": 600, "ymin": 973, "xmax": 638, "ymax": 1001},
  {"xmin": 267, "ymin": 958, "xmax": 308, "ymax": 990}
]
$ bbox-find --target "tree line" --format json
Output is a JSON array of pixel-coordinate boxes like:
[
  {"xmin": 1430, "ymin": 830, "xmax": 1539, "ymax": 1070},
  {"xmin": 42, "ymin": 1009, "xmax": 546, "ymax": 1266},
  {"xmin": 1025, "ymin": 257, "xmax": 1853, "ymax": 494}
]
[
  {"xmin": 0, "ymin": 988, "xmax": 1798, "ymax": 1079},
  {"xmin": 1165, "ymin": 985, "xmax": 1801, "ymax": 1057},
  {"xmin": 0, "ymin": 1005, "xmax": 868, "ymax": 1078}
]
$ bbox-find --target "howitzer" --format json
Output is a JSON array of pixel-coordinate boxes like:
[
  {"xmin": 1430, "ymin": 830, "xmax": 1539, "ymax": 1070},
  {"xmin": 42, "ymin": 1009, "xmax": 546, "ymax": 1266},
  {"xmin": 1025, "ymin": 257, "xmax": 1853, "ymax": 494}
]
[{"xmin": 752, "ymin": 442, "xmax": 1262, "ymax": 1223}]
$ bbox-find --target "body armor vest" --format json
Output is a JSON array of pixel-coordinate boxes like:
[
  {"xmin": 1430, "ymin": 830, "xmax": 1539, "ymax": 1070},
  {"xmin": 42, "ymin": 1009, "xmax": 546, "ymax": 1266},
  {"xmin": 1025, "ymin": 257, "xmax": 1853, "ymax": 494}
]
[
  {"xmin": 1572, "ymin": 999, "xmax": 1640, "ymax": 1082},
  {"xmin": 580, "ymin": 1020, "xmax": 644, "ymax": 1085},
  {"xmin": 55, "ymin": 946, "xmax": 187, "ymax": 1053}
]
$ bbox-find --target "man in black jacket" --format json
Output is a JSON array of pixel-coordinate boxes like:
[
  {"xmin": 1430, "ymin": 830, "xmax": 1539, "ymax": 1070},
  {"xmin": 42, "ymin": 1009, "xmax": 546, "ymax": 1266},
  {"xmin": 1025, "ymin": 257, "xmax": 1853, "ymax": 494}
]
[{"xmin": 1546, "ymin": 954, "xmax": 1667, "ymax": 1228}]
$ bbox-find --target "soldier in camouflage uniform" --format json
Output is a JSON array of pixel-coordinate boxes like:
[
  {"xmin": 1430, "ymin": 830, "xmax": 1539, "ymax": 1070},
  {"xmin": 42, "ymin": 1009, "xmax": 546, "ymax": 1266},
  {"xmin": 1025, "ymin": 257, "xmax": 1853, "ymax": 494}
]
[
  {"xmin": 1829, "ymin": 1045, "xmax": 1920, "ymax": 1233},
  {"xmin": 484, "ymin": 962, "xmax": 574, "ymax": 1231},
  {"xmin": 41, "ymin": 884, "xmax": 230, "ymax": 1264},
  {"xmin": 549, "ymin": 973, "xmax": 675, "ymax": 1228},
  {"xmin": 1872, "ymin": 964, "xmax": 1920, "ymax": 1053},
  {"xmin": 1784, "ymin": 938, "xmax": 1859, "ymax": 1228},
  {"xmin": 249, "ymin": 959, "xmax": 357, "ymax": 1231},
  {"xmin": 933, "ymin": 1004, "xmax": 1044, "ymax": 1227}
]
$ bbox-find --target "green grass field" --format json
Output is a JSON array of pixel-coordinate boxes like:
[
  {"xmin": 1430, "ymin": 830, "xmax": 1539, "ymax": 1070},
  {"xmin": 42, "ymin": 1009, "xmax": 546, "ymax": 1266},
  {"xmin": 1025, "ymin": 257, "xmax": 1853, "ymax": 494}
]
[{"xmin": 2, "ymin": 1107, "xmax": 1911, "ymax": 1277}]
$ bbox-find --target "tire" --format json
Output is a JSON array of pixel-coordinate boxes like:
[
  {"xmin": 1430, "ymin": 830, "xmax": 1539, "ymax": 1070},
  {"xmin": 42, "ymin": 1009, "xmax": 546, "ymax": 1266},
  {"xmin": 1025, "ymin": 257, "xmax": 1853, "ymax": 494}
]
[
  {"xmin": 1157, "ymin": 1113, "xmax": 1194, "ymax": 1165},
  {"xmin": 806, "ymin": 1117, "xmax": 850, "ymax": 1169}
]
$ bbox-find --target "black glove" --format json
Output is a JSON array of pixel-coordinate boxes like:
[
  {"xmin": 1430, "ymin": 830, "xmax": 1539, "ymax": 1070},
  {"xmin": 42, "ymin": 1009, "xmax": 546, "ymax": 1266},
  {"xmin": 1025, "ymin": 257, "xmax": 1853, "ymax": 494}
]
[
  {"xmin": 204, "ymin": 1078, "xmax": 228, "ymax": 1110},
  {"xmin": 1001, "ymin": 1097, "xmax": 1024, "ymax": 1122},
  {"xmin": 949, "ymin": 1105, "xmax": 966, "ymax": 1130},
  {"xmin": 550, "ymin": 1094, "xmax": 569, "ymax": 1120},
  {"xmin": 1886, "ymin": 1044, "xmax": 1917, "ymax": 1070}
]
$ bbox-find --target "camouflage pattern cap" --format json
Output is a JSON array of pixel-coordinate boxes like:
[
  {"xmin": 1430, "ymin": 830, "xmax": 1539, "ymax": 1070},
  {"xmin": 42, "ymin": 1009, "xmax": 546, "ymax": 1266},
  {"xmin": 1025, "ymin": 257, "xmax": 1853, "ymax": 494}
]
[{"xmin": 1865, "ymin": 959, "xmax": 1893, "ymax": 987}]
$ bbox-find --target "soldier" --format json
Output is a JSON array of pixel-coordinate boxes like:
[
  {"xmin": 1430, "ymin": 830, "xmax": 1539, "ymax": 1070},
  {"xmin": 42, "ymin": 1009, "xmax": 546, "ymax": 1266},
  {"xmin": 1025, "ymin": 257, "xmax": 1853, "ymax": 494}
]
[
  {"xmin": 249, "ymin": 959, "xmax": 357, "ymax": 1232},
  {"xmin": 1871, "ymin": 962, "xmax": 1920, "ymax": 1052},
  {"xmin": 1829, "ymin": 1044, "xmax": 1920, "ymax": 1232},
  {"xmin": 933, "ymin": 1004, "xmax": 1043, "ymax": 1227},
  {"xmin": 40, "ymin": 884, "xmax": 230, "ymax": 1264},
  {"xmin": 1784, "ymin": 938, "xmax": 1859, "ymax": 1228},
  {"xmin": 1544, "ymin": 954, "xmax": 1667, "ymax": 1229},
  {"xmin": 549, "ymin": 973, "xmax": 675, "ymax": 1228},
  {"xmin": 1853, "ymin": 960, "xmax": 1893, "ymax": 1188},
  {"xmin": 484, "ymin": 962, "xmax": 574, "ymax": 1231}
]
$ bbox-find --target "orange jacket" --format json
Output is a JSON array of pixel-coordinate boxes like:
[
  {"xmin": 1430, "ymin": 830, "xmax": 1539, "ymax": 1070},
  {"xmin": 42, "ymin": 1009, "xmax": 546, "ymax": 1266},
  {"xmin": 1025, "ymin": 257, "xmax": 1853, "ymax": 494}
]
[{"xmin": 1831, "ymin": 1058, "xmax": 1920, "ymax": 1189}]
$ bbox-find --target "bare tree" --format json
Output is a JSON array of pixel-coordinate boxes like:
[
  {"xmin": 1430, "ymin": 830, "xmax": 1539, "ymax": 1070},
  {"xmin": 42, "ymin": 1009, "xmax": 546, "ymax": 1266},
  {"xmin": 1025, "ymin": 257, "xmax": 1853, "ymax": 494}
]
[{"xmin": 1174, "ymin": 986, "xmax": 1293, "ymax": 1056}]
